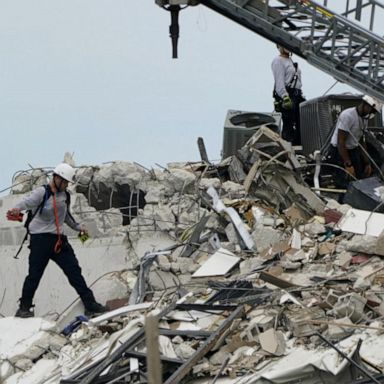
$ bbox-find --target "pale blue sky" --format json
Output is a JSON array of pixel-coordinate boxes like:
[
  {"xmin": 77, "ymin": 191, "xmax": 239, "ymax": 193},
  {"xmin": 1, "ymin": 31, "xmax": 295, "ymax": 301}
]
[{"xmin": 1, "ymin": 0, "xmax": 359, "ymax": 194}]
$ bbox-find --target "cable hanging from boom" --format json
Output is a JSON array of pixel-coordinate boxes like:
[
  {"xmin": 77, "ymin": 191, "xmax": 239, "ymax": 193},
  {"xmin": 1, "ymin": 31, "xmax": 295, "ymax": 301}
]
[{"xmin": 156, "ymin": 0, "xmax": 199, "ymax": 58}]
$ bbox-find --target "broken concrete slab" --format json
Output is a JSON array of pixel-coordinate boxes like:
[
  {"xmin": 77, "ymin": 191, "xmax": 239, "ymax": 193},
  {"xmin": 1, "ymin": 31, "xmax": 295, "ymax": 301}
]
[
  {"xmin": 5, "ymin": 149, "xmax": 384, "ymax": 384},
  {"xmin": 192, "ymin": 248, "xmax": 240, "ymax": 278},
  {"xmin": 0, "ymin": 317, "xmax": 59, "ymax": 365},
  {"xmin": 345, "ymin": 235, "xmax": 384, "ymax": 257},
  {"xmin": 251, "ymin": 224, "xmax": 284, "ymax": 253},
  {"xmin": 258, "ymin": 328, "xmax": 286, "ymax": 356},
  {"xmin": 337, "ymin": 208, "xmax": 384, "ymax": 237}
]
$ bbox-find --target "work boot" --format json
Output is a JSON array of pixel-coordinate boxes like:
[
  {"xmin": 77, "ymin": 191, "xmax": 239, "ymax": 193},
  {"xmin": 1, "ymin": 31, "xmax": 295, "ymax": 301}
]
[
  {"xmin": 84, "ymin": 302, "xmax": 108, "ymax": 317},
  {"xmin": 15, "ymin": 304, "xmax": 34, "ymax": 318}
]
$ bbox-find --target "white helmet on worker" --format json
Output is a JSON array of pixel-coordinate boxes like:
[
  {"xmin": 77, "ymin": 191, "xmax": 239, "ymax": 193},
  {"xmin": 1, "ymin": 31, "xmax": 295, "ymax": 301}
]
[
  {"xmin": 53, "ymin": 163, "xmax": 75, "ymax": 183},
  {"xmin": 362, "ymin": 95, "xmax": 383, "ymax": 113}
]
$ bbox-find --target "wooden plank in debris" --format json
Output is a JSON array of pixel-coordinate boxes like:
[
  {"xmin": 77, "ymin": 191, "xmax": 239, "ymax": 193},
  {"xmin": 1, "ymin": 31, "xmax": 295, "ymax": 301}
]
[
  {"xmin": 164, "ymin": 306, "xmax": 244, "ymax": 384},
  {"xmin": 146, "ymin": 315, "xmax": 162, "ymax": 384},
  {"xmin": 244, "ymin": 159, "xmax": 262, "ymax": 193},
  {"xmin": 197, "ymin": 137, "xmax": 210, "ymax": 163},
  {"xmin": 259, "ymin": 271, "xmax": 298, "ymax": 289}
]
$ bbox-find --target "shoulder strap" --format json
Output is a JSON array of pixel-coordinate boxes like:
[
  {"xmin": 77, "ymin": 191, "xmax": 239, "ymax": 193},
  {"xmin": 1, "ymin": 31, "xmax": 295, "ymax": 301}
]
[
  {"xmin": 14, "ymin": 185, "xmax": 52, "ymax": 259},
  {"xmin": 287, "ymin": 59, "xmax": 299, "ymax": 89},
  {"xmin": 39, "ymin": 185, "xmax": 53, "ymax": 214},
  {"xmin": 24, "ymin": 185, "xmax": 51, "ymax": 231},
  {"xmin": 65, "ymin": 190, "xmax": 77, "ymax": 223}
]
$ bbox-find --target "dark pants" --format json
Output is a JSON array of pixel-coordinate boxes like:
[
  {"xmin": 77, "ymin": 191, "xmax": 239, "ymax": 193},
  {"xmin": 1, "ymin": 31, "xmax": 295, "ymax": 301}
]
[
  {"xmin": 280, "ymin": 88, "xmax": 305, "ymax": 146},
  {"xmin": 327, "ymin": 146, "xmax": 365, "ymax": 189},
  {"xmin": 20, "ymin": 234, "xmax": 94, "ymax": 307}
]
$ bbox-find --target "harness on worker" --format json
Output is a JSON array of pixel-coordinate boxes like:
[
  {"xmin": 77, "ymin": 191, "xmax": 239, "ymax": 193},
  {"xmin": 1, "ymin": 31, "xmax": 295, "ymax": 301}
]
[
  {"xmin": 13, "ymin": 185, "xmax": 73, "ymax": 259},
  {"xmin": 272, "ymin": 60, "xmax": 300, "ymax": 110}
]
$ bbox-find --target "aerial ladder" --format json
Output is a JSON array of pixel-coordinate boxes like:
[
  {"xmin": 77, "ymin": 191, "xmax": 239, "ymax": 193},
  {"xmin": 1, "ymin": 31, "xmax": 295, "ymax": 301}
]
[{"xmin": 156, "ymin": 0, "xmax": 384, "ymax": 101}]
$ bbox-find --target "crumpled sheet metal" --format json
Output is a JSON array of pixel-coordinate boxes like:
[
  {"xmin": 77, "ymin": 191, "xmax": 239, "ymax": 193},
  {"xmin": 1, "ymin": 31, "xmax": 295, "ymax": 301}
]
[
  {"xmin": 129, "ymin": 250, "xmax": 172, "ymax": 305},
  {"xmin": 61, "ymin": 318, "xmax": 144, "ymax": 381},
  {"xmin": 226, "ymin": 329, "xmax": 384, "ymax": 384},
  {"xmin": 232, "ymin": 343, "xmax": 357, "ymax": 384}
]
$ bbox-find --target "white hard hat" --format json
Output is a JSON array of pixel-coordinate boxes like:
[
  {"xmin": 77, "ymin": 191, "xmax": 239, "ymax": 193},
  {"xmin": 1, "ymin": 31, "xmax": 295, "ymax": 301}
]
[
  {"xmin": 53, "ymin": 163, "xmax": 75, "ymax": 182},
  {"xmin": 362, "ymin": 95, "xmax": 383, "ymax": 113}
]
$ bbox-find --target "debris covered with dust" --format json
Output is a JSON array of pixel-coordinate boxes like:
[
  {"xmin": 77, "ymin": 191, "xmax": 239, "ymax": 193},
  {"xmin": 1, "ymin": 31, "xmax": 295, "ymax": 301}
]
[{"xmin": 1, "ymin": 129, "xmax": 384, "ymax": 384}]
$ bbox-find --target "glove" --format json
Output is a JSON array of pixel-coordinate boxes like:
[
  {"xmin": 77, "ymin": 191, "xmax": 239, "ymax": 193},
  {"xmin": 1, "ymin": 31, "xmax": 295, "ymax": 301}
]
[
  {"xmin": 364, "ymin": 163, "xmax": 372, "ymax": 177},
  {"xmin": 273, "ymin": 100, "xmax": 282, "ymax": 112},
  {"xmin": 282, "ymin": 95, "xmax": 293, "ymax": 110},
  {"xmin": 78, "ymin": 230, "xmax": 89, "ymax": 243},
  {"xmin": 6, "ymin": 208, "xmax": 23, "ymax": 222},
  {"xmin": 344, "ymin": 163, "xmax": 355, "ymax": 178}
]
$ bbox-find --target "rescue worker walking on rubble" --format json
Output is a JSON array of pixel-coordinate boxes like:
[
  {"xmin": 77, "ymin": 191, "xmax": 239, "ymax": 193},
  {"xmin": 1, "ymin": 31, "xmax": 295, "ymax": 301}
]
[
  {"xmin": 328, "ymin": 95, "xmax": 383, "ymax": 188},
  {"xmin": 272, "ymin": 44, "xmax": 305, "ymax": 146},
  {"xmin": 6, "ymin": 163, "xmax": 108, "ymax": 318}
]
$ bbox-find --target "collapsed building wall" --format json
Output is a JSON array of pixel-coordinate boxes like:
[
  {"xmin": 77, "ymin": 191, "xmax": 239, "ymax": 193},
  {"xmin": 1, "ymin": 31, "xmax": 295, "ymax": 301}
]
[{"xmin": 2, "ymin": 129, "xmax": 384, "ymax": 383}]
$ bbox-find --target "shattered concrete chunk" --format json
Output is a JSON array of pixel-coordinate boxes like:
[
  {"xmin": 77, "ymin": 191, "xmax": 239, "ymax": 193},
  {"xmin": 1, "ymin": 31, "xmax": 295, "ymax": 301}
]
[
  {"xmin": 332, "ymin": 293, "xmax": 367, "ymax": 323},
  {"xmin": 0, "ymin": 360, "xmax": 14, "ymax": 381},
  {"xmin": 14, "ymin": 358, "xmax": 33, "ymax": 371},
  {"xmin": 239, "ymin": 258, "xmax": 264, "ymax": 275},
  {"xmin": 225, "ymin": 222, "xmax": 240, "ymax": 245},
  {"xmin": 157, "ymin": 254, "xmax": 171, "ymax": 272},
  {"xmin": 303, "ymin": 221, "xmax": 326, "ymax": 236},
  {"xmin": 346, "ymin": 234, "xmax": 384, "ymax": 256},
  {"xmin": 229, "ymin": 346, "xmax": 257, "ymax": 364},
  {"xmin": 175, "ymin": 343, "xmax": 196, "ymax": 359},
  {"xmin": 11, "ymin": 169, "xmax": 47, "ymax": 194},
  {"xmin": 167, "ymin": 168, "xmax": 196, "ymax": 193},
  {"xmin": 251, "ymin": 224, "xmax": 284, "ymax": 253},
  {"xmin": 158, "ymin": 335, "xmax": 178, "ymax": 359},
  {"xmin": 258, "ymin": 328, "xmax": 286, "ymax": 356},
  {"xmin": 334, "ymin": 251, "xmax": 352, "ymax": 268},
  {"xmin": 6, "ymin": 151, "xmax": 384, "ymax": 384},
  {"xmin": 148, "ymin": 270, "xmax": 178, "ymax": 291},
  {"xmin": 198, "ymin": 177, "xmax": 221, "ymax": 190},
  {"xmin": 242, "ymin": 312, "xmax": 275, "ymax": 340},
  {"xmin": 221, "ymin": 181, "xmax": 246, "ymax": 198},
  {"xmin": 209, "ymin": 349, "xmax": 232, "ymax": 366},
  {"xmin": 144, "ymin": 185, "xmax": 166, "ymax": 204}
]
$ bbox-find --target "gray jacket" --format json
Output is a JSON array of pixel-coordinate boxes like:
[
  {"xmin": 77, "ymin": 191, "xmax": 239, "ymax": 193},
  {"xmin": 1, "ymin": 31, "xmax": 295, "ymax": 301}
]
[{"xmin": 14, "ymin": 186, "xmax": 80, "ymax": 235}]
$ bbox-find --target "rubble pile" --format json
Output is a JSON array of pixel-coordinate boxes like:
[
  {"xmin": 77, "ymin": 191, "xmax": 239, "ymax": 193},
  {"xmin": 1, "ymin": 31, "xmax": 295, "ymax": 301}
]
[{"xmin": 2, "ymin": 127, "xmax": 384, "ymax": 383}]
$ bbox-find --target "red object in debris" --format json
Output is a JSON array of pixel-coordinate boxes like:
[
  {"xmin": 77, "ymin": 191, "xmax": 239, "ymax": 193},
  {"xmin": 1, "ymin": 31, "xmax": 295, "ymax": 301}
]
[
  {"xmin": 366, "ymin": 298, "xmax": 381, "ymax": 307},
  {"xmin": 351, "ymin": 254, "xmax": 370, "ymax": 264},
  {"xmin": 323, "ymin": 209, "xmax": 343, "ymax": 224},
  {"xmin": 6, "ymin": 210, "xmax": 24, "ymax": 222}
]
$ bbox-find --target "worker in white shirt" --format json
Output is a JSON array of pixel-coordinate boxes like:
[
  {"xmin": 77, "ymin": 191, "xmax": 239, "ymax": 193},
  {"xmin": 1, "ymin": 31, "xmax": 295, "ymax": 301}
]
[
  {"xmin": 272, "ymin": 44, "xmax": 305, "ymax": 145},
  {"xmin": 329, "ymin": 95, "xmax": 382, "ymax": 187}
]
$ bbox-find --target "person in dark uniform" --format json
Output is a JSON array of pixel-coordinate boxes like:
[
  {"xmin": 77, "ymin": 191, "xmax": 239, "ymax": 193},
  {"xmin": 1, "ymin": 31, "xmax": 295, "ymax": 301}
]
[{"xmin": 272, "ymin": 44, "xmax": 305, "ymax": 145}]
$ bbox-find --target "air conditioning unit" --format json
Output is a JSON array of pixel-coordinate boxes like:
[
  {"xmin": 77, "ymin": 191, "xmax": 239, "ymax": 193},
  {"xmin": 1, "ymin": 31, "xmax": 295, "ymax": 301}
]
[
  {"xmin": 221, "ymin": 110, "xmax": 282, "ymax": 159},
  {"xmin": 300, "ymin": 94, "xmax": 383, "ymax": 156}
]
